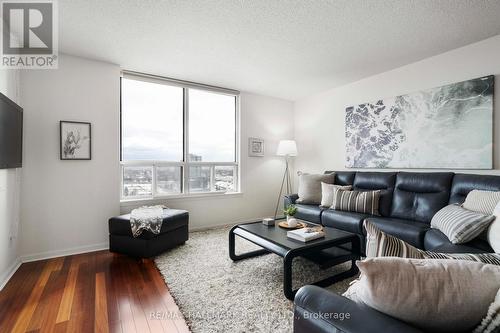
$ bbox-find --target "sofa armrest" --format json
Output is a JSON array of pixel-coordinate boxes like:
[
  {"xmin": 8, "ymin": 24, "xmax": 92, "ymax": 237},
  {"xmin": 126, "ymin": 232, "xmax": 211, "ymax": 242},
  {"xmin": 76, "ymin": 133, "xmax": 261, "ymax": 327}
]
[
  {"xmin": 294, "ymin": 286, "xmax": 423, "ymax": 333},
  {"xmin": 284, "ymin": 194, "xmax": 299, "ymax": 207}
]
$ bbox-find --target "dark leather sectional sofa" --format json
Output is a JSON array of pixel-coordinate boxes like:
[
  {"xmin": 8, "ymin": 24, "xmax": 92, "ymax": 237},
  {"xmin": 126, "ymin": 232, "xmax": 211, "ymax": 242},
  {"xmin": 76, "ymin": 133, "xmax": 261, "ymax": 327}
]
[{"xmin": 288, "ymin": 171, "xmax": 498, "ymax": 333}]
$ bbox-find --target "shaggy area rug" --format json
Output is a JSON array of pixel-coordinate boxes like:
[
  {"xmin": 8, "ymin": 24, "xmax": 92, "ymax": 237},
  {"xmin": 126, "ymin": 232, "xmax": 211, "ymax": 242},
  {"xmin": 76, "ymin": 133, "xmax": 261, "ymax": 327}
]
[{"xmin": 155, "ymin": 226, "xmax": 358, "ymax": 333}]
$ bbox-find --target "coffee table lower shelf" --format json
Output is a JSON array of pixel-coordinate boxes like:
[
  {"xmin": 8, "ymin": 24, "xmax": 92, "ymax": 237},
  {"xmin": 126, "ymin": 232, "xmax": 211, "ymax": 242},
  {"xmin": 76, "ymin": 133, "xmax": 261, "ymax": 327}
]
[{"xmin": 229, "ymin": 223, "xmax": 360, "ymax": 300}]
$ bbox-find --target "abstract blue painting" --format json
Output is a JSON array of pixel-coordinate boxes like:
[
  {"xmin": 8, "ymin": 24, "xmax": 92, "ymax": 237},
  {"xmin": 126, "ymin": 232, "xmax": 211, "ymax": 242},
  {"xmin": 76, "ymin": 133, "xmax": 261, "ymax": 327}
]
[{"xmin": 345, "ymin": 76, "xmax": 494, "ymax": 169}]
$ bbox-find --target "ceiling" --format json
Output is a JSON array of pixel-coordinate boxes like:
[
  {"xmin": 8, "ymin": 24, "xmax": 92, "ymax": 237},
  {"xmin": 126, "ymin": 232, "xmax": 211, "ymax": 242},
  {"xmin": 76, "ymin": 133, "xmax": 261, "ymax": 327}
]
[{"xmin": 59, "ymin": 0, "xmax": 500, "ymax": 101}]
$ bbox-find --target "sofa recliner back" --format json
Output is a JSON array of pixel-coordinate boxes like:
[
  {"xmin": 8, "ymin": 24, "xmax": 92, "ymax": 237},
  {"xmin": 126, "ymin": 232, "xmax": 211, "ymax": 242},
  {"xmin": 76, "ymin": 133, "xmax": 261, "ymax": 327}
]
[
  {"xmin": 391, "ymin": 172, "xmax": 453, "ymax": 222},
  {"xmin": 285, "ymin": 171, "xmax": 497, "ymax": 254}
]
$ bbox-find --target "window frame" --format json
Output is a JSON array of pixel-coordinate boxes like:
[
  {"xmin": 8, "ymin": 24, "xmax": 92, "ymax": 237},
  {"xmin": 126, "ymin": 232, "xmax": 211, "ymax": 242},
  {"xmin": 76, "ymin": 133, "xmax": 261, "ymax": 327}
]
[{"xmin": 120, "ymin": 72, "xmax": 240, "ymax": 202}]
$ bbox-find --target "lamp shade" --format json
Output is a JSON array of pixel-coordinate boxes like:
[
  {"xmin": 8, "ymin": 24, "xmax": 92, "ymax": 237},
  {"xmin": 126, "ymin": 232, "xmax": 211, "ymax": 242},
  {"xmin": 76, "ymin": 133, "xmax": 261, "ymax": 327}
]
[{"xmin": 276, "ymin": 140, "xmax": 298, "ymax": 157}]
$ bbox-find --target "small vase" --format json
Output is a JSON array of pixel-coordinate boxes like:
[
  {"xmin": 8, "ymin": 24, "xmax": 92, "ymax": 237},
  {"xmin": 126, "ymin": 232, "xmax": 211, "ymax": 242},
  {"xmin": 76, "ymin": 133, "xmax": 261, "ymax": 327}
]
[{"xmin": 287, "ymin": 215, "xmax": 298, "ymax": 227}]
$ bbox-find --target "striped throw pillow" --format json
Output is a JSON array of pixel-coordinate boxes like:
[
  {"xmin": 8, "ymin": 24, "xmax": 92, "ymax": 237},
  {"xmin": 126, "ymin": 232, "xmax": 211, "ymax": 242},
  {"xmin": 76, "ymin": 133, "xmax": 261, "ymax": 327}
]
[
  {"xmin": 364, "ymin": 219, "xmax": 424, "ymax": 258},
  {"xmin": 462, "ymin": 190, "xmax": 500, "ymax": 215},
  {"xmin": 424, "ymin": 252, "xmax": 500, "ymax": 266},
  {"xmin": 331, "ymin": 190, "xmax": 381, "ymax": 215},
  {"xmin": 364, "ymin": 220, "xmax": 500, "ymax": 265},
  {"xmin": 431, "ymin": 204, "xmax": 495, "ymax": 244}
]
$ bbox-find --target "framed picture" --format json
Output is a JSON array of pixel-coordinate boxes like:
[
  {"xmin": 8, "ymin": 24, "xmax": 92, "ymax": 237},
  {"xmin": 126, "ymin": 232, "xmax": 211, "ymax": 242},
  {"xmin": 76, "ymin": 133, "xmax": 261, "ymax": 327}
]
[
  {"xmin": 248, "ymin": 137, "xmax": 264, "ymax": 157},
  {"xmin": 60, "ymin": 121, "xmax": 92, "ymax": 160},
  {"xmin": 345, "ymin": 75, "xmax": 493, "ymax": 169}
]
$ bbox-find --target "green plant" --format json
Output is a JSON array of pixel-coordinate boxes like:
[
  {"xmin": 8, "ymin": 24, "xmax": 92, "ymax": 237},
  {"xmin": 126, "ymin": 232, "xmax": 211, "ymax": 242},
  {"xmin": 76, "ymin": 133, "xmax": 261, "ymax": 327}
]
[{"xmin": 283, "ymin": 205, "xmax": 297, "ymax": 217}]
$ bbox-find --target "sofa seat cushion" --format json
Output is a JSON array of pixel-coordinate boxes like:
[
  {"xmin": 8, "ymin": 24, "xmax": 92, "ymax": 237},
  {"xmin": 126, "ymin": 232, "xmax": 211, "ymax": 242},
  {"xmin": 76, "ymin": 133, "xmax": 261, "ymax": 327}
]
[
  {"xmin": 424, "ymin": 228, "xmax": 493, "ymax": 253},
  {"xmin": 109, "ymin": 209, "xmax": 189, "ymax": 240},
  {"xmin": 294, "ymin": 204, "xmax": 324, "ymax": 224},
  {"xmin": 365, "ymin": 217, "xmax": 430, "ymax": 249},
  {"xmin": 321, "ymin": 209, "xmax": 369, "ymax": 234}
]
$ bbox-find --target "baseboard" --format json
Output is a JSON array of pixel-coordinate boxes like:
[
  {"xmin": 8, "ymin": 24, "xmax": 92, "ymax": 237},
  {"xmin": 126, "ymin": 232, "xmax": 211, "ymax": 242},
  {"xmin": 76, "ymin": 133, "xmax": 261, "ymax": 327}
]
[
  {"xmin": 1, "ymin": 217, "xmax": 281, "ymax": 289},
  {"xmin": 0, "ymin": 257, "xmax": 22, "ymax": 291},
  {"xmin": 0, "ymin": 243, "xmax": 109, "ymax": 290},
  {"xmin": 21, "ymin": 242, "xmax": 109, "ymax": 263}
]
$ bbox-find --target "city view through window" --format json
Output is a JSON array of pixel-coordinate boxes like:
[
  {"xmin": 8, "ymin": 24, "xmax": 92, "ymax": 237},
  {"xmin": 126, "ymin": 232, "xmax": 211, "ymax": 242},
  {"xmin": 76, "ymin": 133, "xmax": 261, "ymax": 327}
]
[{"xmin": 121, "ymin": 76, "xmax": 238, "ymax": 199}]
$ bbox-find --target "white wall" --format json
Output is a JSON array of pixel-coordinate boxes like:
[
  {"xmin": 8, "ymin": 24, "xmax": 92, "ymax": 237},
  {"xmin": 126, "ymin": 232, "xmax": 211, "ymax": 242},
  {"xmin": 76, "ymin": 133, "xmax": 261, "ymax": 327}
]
[
  {"xmin": 20, "ymin": 54, "xmax": 121, "ymax": 260},
  {"xmin": 19, "ymin": 54, "xmax": 294, "ymax": 260},
  {"xmin": 294, "ymin": 35, "xmax": 500, "ymax": 176},
  {"xmin": 0, "ymin": 69, "xmax": 21, "ymax": 289},
  {"xmin": 121, "ymin": 92, "xmax": 295, "ymax": 229}
]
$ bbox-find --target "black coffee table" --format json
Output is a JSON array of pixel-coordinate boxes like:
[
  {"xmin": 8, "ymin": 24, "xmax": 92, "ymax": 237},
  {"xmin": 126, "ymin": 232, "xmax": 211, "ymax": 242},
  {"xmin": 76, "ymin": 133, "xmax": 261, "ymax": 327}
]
[{"xmin": 229, "ymin": 221, "xmax": 360, "ymax": 300}]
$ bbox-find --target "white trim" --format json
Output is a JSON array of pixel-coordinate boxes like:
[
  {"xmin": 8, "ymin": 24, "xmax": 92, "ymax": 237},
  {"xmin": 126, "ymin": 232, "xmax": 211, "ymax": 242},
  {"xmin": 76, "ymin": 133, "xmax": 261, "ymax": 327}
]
[
  {"xmin": 183, "ymin": 88, "xmax": 190, "ymax": 193},
  {"xmin": 122, "ymin": 70, "xmax": 240, "ymax": 96},
  {"xmin": 20, "ymin": 242, "xmax": 109, "ymax": 263},
  {"xmin": 235, "ymin": 96, "xmax": 241, "ymax": 192},
  {"xmin": 0, "ymin": 243, "xmax": 108, "ymax": 290},
  {"xmin": 120, "ymin": 191, "xmax": 244, "ymax": 207},
  {"xmin": 0, "ymin": 257, "xmax": 22, "ymax": 291}
]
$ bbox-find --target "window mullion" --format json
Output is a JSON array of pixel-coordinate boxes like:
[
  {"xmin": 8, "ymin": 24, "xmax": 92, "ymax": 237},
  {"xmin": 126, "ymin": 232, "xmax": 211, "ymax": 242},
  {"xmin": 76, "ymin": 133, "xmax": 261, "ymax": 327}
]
[
  {"xmin": 184, "ymin": 88, "xmax": 189, "ymax": 194},
  {"xmin": 152, "ymin": 164, "xmax": 157, "ymax": 197},
  {"xmin": 210, "ymin": 165, "xmax": 215, "ymax": 192}
]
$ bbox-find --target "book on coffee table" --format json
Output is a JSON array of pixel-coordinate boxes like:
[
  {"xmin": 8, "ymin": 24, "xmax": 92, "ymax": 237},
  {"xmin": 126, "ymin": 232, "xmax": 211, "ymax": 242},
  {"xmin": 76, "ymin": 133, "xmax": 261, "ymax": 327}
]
[{"xmin": 287, "ymin": 228, "xmax": 325, "ymax": 242}]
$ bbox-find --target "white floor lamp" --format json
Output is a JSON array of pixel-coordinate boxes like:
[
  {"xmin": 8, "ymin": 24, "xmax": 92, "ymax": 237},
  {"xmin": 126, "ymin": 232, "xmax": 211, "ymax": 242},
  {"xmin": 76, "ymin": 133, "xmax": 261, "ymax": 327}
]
[{"xmin": 274, "ymin": 140, "xmax": 298, "ymax": 219}]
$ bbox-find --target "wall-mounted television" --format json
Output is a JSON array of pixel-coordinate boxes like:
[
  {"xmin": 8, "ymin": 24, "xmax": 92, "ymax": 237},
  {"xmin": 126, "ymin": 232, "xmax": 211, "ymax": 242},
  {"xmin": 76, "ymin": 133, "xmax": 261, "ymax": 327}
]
[{"xmin": 0, "ymin": 92, "xmax": 22, "ymax": 169}]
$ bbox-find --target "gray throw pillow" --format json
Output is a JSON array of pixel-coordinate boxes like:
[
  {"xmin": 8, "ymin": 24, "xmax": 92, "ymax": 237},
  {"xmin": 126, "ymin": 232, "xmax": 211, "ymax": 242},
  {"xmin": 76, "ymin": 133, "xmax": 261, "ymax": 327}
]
[
  {"xmin": 296, "ymin": 172, "xmax": 335, "ymax": 205},
  {"xmin": 431, "ymin": 204, "xmax": 495, "ymax": 244},
  {"xmin": 343, "ymin": 257, "xmax": 500, "ymax": 333}
]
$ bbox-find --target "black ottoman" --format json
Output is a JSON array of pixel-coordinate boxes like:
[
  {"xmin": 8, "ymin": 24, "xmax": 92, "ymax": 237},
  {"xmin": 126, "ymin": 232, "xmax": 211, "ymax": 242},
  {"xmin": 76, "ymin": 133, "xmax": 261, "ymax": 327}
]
[{"xmin": 108, "ymin": 209, "xmax": 189, "ymax": 258}]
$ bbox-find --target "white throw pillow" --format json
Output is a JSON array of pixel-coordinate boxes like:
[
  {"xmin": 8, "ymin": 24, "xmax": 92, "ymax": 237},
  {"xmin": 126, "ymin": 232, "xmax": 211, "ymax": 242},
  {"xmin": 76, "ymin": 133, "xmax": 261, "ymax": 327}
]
[
  {"xmin": 296, "ymin": 172, "xmax": 335, "ymax": 205},
  {"xmin": 488, "ymin": 202, "xmax": 500, "ymax": 252},
  {"xmin": 463, "ymin": 189, "xmax": 500, "ymax": 215},
  {"xmin": 343, "ymin": 257, "xmax": 500, "ymax": 333},
  {"xmin": 320, "ymin": 182, "xmax": 352, "ymax": 207}
]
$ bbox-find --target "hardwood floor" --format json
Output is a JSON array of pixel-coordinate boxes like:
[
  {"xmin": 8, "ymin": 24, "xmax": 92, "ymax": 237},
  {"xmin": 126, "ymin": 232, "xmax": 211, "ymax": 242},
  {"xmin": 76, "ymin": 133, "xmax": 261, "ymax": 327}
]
[{"xmin": 0, "ymin": 251, "xmax": 190, "ymax": 333}]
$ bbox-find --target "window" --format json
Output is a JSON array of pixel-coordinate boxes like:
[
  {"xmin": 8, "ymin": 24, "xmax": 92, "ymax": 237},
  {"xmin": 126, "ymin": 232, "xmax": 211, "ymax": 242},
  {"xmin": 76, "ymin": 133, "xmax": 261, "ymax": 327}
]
[
  {"xmin": 188, "ymin": 89, "xmax": 236, "ymax": 162},
  {"xmin": 121, "ymin": 79, "xmax": 183, "ymax": 161},
  {"xmin": 121, "ymin": 73, "xmax": 239, "ymax": 200}
]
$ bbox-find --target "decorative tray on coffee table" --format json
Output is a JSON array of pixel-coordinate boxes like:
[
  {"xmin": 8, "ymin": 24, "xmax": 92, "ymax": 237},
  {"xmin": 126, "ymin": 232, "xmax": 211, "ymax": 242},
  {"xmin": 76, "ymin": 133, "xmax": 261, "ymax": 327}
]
[{"xmin": 278, "ymin": 221, "xmax": 307, "ymax": 229}]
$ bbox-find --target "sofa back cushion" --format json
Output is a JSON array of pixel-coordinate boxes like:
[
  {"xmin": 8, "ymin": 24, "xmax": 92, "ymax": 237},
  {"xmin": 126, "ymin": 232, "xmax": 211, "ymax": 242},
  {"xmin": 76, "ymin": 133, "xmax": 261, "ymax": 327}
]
[
  {"xmin": 449, "ymin": 173, "xmax": 500, "ymax": 205},
  {"xmin": 390, "ymin": 172, "xmax": 453, "ymax": 223},
  {"xmin": 325, "ymin": 170, "xmax": 355, "ymax": 186},
  {"xmin": 353, "ymin": 172, "xmax": 396, "ymax": 217}
]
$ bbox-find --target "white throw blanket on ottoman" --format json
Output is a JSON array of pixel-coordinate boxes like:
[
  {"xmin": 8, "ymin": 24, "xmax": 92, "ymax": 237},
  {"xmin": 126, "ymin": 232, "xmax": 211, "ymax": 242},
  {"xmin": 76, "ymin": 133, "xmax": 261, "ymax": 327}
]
[{"xmin": 130, "ymin": 205, "xmax": 167, "ymax": 237}]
